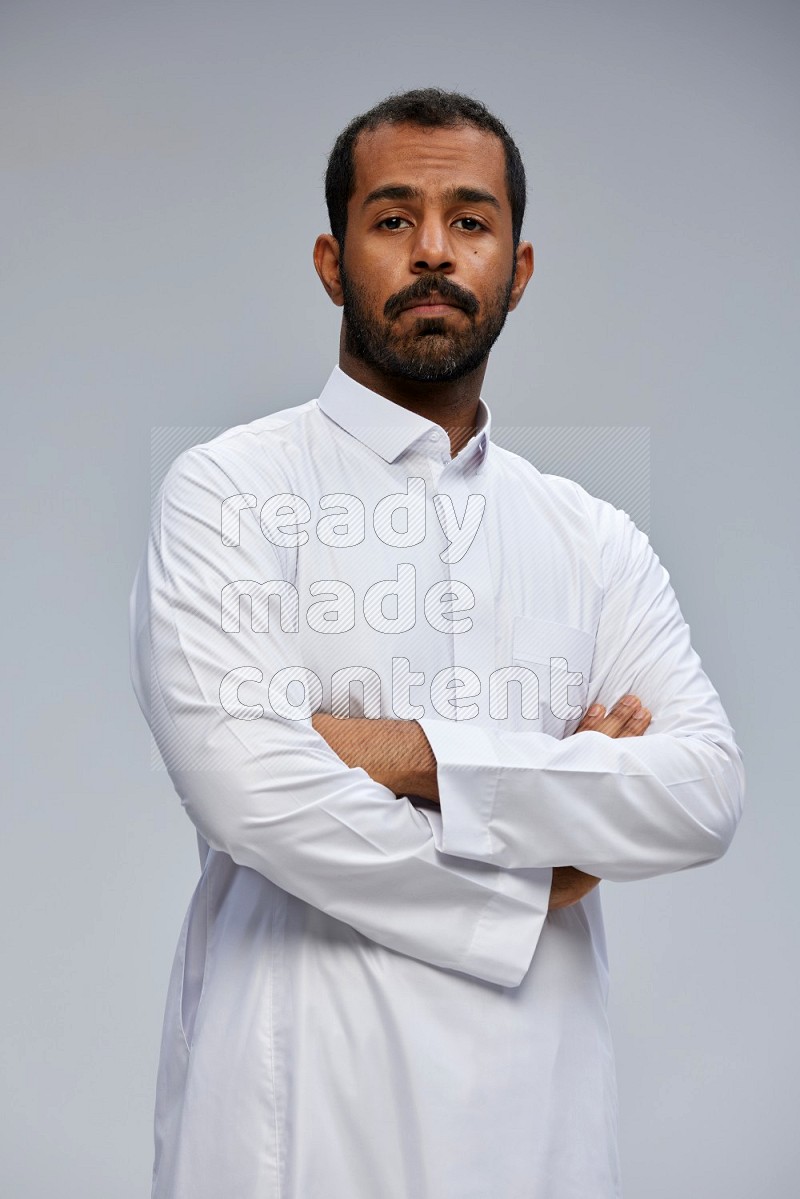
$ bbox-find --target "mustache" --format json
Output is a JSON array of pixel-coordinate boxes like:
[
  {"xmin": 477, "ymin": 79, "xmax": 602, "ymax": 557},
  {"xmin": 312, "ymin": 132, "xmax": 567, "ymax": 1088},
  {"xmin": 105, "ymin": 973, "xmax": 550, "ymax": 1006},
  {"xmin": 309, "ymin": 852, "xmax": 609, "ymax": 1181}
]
[{"xmin": 384, "ymin": 276, "xmax": 480, "ymax": 321}]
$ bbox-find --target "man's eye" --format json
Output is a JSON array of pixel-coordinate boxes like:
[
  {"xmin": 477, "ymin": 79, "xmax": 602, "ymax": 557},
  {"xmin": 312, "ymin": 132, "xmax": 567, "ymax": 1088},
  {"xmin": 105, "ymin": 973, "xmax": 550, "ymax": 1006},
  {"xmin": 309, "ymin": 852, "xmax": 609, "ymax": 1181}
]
[
  {"xmin": 378, "ymin": 217, "xmax": 411, "ymax": 230},
  {"xmin": 454, "ymin": 217, "xmax": 485, "ymax": 231}
]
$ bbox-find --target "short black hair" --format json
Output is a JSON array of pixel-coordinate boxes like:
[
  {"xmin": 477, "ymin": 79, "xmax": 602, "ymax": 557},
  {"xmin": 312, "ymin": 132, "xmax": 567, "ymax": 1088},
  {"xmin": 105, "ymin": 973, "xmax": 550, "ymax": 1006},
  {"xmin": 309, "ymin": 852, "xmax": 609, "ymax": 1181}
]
[{"xmin": 325, "ymin": 88, "xmax": 526, "ymax": 252}]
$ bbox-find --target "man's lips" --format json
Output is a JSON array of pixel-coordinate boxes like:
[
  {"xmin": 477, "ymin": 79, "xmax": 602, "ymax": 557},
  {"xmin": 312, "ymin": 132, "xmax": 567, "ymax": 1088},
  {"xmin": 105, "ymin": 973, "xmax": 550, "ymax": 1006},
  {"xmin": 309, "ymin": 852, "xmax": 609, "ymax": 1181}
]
[{"xmin": 400, "ymin": 297, "xmax": 465, "ymax": 317}]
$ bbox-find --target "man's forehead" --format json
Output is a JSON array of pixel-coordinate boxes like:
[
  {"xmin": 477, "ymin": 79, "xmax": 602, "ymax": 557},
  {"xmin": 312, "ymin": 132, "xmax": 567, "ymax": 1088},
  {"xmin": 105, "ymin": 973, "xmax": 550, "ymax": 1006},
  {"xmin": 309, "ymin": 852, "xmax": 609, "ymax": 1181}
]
[{"xmin": 351, "ymin": 122, "xmax": 507, "ymax": 198}]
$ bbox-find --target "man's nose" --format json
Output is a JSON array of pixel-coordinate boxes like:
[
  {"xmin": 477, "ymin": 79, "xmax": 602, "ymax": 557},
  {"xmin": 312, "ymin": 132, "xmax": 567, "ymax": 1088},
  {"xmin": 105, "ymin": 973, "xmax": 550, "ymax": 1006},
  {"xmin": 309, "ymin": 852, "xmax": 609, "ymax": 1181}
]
[{"xmin": 410, "ymin": 217, "xmax": 454, "ymax": 274}]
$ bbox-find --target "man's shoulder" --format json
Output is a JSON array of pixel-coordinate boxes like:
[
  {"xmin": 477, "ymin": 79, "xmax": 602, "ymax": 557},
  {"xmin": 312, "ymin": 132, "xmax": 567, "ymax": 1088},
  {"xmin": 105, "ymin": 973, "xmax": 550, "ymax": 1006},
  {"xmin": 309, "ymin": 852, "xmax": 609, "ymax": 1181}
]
[
  {"xmin": 489, "ymin": 442, "xmax": 646, "ymax": 576},
  {"xmin": 490, "ymin": 441, "xmax": 621, "ymax": 527},
  {"xmin": 193, "ymin": 396, "xmax": 320, "ymax": 461},
  {"xmin": 162, "ymin": 395, "xmax": 324, "ymax": 492}
]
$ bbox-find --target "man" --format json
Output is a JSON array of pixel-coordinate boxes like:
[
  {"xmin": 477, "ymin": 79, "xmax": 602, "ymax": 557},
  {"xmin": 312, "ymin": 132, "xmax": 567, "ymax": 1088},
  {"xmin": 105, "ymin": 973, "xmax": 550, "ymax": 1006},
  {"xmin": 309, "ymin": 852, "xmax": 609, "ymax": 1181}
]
[{"xmin": 130, "ymin": 88, "xmax": 744, "ymax": 1198}]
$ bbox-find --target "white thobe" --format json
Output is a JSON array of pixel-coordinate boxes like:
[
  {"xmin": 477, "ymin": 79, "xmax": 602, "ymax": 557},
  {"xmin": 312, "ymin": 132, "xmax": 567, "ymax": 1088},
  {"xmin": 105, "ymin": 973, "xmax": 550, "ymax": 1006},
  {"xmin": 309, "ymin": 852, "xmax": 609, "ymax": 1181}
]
[{"xmin": 129, "ymin": 364, "xmax": 744, "ymax": 1199}]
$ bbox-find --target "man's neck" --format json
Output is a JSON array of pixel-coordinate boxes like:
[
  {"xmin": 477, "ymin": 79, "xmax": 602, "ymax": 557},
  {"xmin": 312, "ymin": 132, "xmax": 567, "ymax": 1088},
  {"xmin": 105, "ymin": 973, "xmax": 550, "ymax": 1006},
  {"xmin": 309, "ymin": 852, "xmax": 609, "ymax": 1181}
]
[{"xmin": 338, "ymin": 348, "xmax": 486, "ymax": 460}]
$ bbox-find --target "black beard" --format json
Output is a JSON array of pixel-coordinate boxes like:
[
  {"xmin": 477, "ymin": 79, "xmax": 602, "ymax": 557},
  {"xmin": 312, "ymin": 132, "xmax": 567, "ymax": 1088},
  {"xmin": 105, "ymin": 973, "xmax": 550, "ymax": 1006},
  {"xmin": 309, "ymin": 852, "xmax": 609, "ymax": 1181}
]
[{"xmin": 339, "ymin": 265, "xmax": 515, "ymax": 384}]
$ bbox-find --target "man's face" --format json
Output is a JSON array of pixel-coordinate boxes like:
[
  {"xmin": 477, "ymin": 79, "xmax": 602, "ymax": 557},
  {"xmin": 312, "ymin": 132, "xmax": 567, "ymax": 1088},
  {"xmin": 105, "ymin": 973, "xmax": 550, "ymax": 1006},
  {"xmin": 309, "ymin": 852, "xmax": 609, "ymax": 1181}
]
[{"xmin": 337, "ymin": 122, "xmax": 523, "ymax": 384}]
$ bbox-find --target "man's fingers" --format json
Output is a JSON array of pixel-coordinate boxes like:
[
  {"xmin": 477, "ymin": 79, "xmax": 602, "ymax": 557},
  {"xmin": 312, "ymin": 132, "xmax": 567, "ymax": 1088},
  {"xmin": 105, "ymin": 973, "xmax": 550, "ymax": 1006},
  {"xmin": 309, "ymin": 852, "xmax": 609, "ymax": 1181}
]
[
  {"xmin": 600, "ymin": 694, "xmax": 642, "ymax": 735},
  {"xmin": 576, "ymin": 704, "xmax": 607, "ymax": 733},
  {"xmin": 574, "ymin": 695, "xmax": 652, "ymax": 738},
  {"xmin": 617, "ymin": 707, "xmax": 651, "ymax": 737}
]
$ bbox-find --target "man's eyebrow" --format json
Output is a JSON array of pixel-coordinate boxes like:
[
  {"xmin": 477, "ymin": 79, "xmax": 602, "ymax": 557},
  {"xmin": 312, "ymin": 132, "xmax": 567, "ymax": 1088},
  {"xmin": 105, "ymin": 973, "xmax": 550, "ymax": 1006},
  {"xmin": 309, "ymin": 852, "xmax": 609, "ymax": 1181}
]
[
  {"xmin": 361, "ymin": 184, "xmax": 501, "ymax": 211},
  {"xmin": 362, "ymin": 185, "xmax": 423, "ymax": 208},
  {"xmin": 442, "ymin": 186, "xmax": 501, "ymax": 210}
]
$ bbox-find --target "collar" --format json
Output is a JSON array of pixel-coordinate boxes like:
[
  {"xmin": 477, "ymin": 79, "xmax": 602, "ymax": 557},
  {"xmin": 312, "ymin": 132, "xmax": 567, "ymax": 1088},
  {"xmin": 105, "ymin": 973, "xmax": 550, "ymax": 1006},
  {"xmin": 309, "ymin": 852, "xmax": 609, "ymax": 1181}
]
[{"xmin": 315, "ymin": 365, "xmax": 491, "ymax": 470}]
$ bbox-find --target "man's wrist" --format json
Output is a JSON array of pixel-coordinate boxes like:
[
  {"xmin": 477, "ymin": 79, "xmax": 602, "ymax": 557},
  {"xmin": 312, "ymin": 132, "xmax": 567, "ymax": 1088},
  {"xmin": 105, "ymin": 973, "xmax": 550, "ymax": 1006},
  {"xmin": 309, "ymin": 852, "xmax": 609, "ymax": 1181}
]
[{"xmin": 311, "ymin": 714, "xmax": 439, "ymax": 801}]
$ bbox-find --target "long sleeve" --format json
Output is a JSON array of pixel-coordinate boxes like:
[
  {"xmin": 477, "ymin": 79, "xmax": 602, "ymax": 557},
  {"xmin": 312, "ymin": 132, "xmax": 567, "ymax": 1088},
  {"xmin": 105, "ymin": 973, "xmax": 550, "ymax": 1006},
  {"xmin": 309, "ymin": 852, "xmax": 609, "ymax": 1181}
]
[
  {"xmin": 418, "ymin": 502, "xmax": 745, "ymax": 881},
  {"xmin": 129, "ymin": 443, "xmax": 552, "ymax": 987}
]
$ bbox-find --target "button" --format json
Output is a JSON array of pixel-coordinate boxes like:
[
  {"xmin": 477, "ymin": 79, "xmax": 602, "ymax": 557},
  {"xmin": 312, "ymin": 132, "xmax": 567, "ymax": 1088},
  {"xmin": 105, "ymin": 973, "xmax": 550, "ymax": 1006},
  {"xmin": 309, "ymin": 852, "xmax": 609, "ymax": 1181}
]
[{"xmin": 428, "ymin": 430, "xmax": 439, "ymax": 441}]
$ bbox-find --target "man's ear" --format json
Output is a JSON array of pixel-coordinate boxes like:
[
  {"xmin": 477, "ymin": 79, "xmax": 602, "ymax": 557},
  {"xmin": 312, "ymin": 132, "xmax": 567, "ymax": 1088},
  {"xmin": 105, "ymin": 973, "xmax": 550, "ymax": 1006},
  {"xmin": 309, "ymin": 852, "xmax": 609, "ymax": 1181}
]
[
  {"xmin": 508, "ymin": 241, "xmax": 534, "ymax": 312},
  {"xmin": 314, "ymin": 234, "xmax": 345, "ymax": 307}
]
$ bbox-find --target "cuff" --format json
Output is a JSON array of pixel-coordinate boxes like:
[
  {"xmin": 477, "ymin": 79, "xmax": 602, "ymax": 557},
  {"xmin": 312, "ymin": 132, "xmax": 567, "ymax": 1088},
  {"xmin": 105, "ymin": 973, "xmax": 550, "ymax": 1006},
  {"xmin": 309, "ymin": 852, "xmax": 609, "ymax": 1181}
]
[
  {"xmin": 417, "ymin": 716, "xmax": 501, "ymax": 860},
  {"xmin": 416, "ymin": 801, "xmax": 552, "ymax": 989},
  {"xmin": 460, "ymin": 869, "xmax": 552, "ymax": 988}
]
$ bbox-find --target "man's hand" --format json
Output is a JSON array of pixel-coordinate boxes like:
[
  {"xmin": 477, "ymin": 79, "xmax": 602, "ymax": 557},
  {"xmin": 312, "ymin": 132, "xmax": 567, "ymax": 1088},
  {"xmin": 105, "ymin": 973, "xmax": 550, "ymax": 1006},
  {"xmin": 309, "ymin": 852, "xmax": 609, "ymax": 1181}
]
[
  {"xmin": 548, "ymin": 694, "xmax": 652, "ymax": 910},
  {"xmin": 574, "ymin": 694, "xmax": 651, "ymax": 740}
]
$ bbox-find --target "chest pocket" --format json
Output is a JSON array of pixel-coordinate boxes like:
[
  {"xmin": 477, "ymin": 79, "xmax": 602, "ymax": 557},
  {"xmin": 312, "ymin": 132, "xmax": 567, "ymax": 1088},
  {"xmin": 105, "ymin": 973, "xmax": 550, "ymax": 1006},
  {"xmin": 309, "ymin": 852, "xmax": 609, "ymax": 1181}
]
[{"xmin": 512, "ymin": 616, "xmax": 596, "ymax": 738}]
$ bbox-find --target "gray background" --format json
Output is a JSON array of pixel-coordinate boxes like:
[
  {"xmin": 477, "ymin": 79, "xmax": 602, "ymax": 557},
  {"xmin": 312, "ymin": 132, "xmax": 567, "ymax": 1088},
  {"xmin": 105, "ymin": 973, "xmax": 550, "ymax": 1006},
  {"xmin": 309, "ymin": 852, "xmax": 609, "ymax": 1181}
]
[{"xmin": 2, "ymin": 0, "xmax": 797, "ymax": 1194}]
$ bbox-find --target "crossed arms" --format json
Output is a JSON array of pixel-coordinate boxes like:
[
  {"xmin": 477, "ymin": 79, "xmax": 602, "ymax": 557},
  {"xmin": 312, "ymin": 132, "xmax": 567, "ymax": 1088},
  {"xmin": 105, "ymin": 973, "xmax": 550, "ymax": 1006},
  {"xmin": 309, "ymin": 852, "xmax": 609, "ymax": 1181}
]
[
  {"xmin": 130, "ymin": 445, "xmax": 745, "ymax": 988},
  {"xmin": 312, "ymin": 696, "xmax": 654, "ymax": 911}
]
